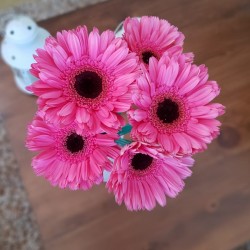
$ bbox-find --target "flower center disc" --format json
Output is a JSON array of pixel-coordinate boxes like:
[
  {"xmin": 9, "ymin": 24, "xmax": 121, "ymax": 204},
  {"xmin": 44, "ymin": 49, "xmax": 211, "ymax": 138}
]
[
  {"xmin": 157, "ymin": 98, "xmax": 179, "ymax": 124},
  {"xmin": 142, "ymin": 51, "xmax": 156, "ymax": 64},
  {"xmin": 66, "ymin": 133, "xmax": 84, "ymax": 153},
  {"xmin": 74, "ymin": 71, "xmax": 102, "ymax": 99},
  {"xmin": 131, "ymin": 153, "xmax": 153, "ymax": 171}
]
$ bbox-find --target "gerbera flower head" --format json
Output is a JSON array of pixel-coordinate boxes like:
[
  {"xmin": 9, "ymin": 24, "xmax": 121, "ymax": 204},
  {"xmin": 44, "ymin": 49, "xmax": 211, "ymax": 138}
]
[
  {"xmin": 106, "ymin": 142, "xmax": 194, "ymax": 211},
  {"xmin": 28, "ymin": 26, "xmax": 139, "ymax": 133},
  {"xmin": 123, "ymin": 16, "xmax": 185, "ymax": 66},
  {"xmin": 26, "ymin": 113, "xmax": 120, "ymax": 190},
  {"xmin": 128, "ymin": 55, "xmax": 225, "ymax": 155}
]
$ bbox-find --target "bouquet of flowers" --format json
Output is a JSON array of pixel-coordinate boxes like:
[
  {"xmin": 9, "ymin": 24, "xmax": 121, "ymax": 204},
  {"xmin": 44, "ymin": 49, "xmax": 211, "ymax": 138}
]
[{"xmin": 26, "ymin": 16, "xmax": 225, "ymax": 211}]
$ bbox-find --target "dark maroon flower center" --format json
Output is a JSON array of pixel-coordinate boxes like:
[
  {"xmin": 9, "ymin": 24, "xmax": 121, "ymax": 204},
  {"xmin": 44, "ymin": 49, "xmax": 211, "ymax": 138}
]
[
  {"xmin": 131, "ymin": 153, "xmax": 153, "ymax": 171},
  {"xmin": 66, "ymin": 133, "xmax": 84, "ymax": 153},
  {"xmin": 157, "ymin": 98, "xmax": 180, "ymax": 124},
  {"xmin": 74, "ymin": 71, "xmax": 102, "ymax": 99},
  {"xmin": 141, "ymin": 51, "xmax": 156, "ymax": 64}
]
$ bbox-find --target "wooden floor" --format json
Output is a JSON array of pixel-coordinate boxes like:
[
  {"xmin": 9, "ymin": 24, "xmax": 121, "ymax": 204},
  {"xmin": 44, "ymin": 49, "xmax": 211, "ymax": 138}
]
[{"xmin": 0, "ymin": 0, "xmax": 250, "ymax": 249}]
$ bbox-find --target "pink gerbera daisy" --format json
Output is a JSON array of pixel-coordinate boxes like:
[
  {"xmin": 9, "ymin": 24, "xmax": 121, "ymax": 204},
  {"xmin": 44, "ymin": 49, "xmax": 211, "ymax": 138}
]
[
  {"xmin": 123, "ymin": 16, "xmax": 189, "ymax": 66},
  {"xmin": 107, "ymin": 142, "xmax": 194, "ymax": 211},
  {"xmin": 128, "ymin": 55, "xmax": 225, "ymax": 155},
  {"xmin": 26, "ymin": 114, "xmax": 120, "ymax": 190},
  {"xmin": 29, "ymin": 26, "xmax": 139, "ymax": 133}
]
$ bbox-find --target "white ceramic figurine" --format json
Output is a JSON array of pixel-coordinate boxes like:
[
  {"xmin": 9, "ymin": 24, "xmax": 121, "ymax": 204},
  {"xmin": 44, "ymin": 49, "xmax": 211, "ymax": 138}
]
[{"xmin": 1, "ymin": 15, "xmax": 50, "ymax": 94}]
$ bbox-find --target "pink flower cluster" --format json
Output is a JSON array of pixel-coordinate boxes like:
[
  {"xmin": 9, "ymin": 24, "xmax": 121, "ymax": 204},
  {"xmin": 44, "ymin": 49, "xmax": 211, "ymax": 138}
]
[{"xmin": 26, "ymin": 16, "xmax": 225, "ymax": 211}]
